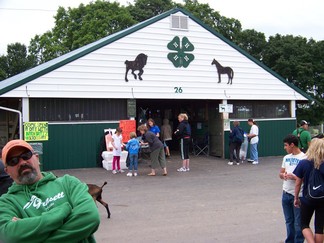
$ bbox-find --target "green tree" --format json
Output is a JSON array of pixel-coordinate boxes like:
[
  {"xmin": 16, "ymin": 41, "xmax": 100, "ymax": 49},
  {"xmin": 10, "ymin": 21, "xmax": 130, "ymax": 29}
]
[
  {"xmin": 0, "ymin": 55, "xmax": 7, "ymax": 80},
  {"xmin": 128, "ymin": 0, "xmax": 175, "ymax": 22},
  {"xmin": 262, "ymin": 35, "xmax": 313, "ymax": 90},
  {"xmin": 311, "ymin": 40, "xmax": 324, "ymax": 100},
  {"xmin": 29, "ymin": 0, "xmax": 136, "ymax": 64},
  {"xmin": 28, "ymin": 32, "xmax": 64, "ymax": 65},
  {"xmin": 262, "ymin": 35, "xmax": 324, "ymax": 124},
  {"xmin": 302, "ymin": 40, "xmax": 324, "ymax": 124},
  {"xmin": 235, "ymin": 29, "xmax": 267, "ymax": 61},
  {"xmin": 0, "ymin": 43, "xmax": 36, "ymax": 81},
  {"xmin": 181, "ymin": 0, "xmax": 242, "ymax": 41}
]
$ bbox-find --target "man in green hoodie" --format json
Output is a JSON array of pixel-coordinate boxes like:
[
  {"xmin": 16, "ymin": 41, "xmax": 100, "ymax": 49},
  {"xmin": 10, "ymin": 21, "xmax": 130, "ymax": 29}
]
[{"xmin": 0, "ymin": 139, "xmax": 100, "ymax": 243}]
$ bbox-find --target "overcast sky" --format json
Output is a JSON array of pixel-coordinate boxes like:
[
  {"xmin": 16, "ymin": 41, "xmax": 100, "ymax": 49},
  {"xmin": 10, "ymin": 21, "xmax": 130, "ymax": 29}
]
[{"xmin": 0, "ymin": 0, "xmax": 323, "ymax": 55}]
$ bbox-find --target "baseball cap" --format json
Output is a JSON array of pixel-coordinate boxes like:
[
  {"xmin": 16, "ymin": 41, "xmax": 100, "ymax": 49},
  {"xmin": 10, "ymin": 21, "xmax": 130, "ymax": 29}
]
[
  {"xmin": 2, "ymin": 140, "xmax": 33, "ymax": 166},
  {"xmin": 300, "ymin": 120, "xmax": 309, "ymax": 126}
]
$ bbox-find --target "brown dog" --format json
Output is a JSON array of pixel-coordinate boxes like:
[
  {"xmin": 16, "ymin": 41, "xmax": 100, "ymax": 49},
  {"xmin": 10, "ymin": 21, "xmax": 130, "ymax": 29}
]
[{"xmin": 87, "ymin": 181, "xmax": 111, "ymax": 218}]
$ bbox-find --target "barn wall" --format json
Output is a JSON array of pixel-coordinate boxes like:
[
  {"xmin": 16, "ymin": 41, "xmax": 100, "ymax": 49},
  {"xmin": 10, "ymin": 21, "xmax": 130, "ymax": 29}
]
[
  {"xmin": 40, "ymin": 122, "xmax": 119, "ymax": 170},
  {"xmin": 224, "ymin": 119, "xmax": 296, "ymax": 160}
]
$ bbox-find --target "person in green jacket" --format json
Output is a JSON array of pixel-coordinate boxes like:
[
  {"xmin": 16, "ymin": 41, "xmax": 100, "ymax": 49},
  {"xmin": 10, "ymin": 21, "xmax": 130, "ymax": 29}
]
[
  {"xmin": 292, "ymin": 120, "xmax": 312, "ymax": 152},
  {"xmin": 0, "ymin": 139, "xmax": 100, "ymax": 243}
]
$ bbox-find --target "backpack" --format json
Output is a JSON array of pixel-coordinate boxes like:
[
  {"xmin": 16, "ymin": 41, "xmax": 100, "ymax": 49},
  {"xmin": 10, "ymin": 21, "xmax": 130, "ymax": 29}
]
[
  {"xmin": 233, "ymin": 127, "xmax": 244, "ymax": 143},
  {"xmin": 297, "ymin": 129, "xmax": 307, "ymax": 153},
  {"xmin": 306, "ymin": 166, "xmax": 324, "ymax": 202}
]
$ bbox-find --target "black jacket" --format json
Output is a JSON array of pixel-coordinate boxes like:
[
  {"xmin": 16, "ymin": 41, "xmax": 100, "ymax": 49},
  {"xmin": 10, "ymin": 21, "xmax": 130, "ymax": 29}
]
[{"xmin": 175, "ymin": 120, "xmax": 191, "ymax": 139}]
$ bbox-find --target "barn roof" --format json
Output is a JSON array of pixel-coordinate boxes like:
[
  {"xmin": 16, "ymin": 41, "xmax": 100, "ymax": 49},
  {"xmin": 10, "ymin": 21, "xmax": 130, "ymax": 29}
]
[{"xmin": 0, "ymin": 7, "xmax": 312, "ymax": 100}]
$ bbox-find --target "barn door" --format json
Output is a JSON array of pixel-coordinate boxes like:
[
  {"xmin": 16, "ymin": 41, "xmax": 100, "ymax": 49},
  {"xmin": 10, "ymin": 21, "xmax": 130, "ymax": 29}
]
[{"xmin": 208, "ymin": 102, "xmax": 223, "ymax": 157}]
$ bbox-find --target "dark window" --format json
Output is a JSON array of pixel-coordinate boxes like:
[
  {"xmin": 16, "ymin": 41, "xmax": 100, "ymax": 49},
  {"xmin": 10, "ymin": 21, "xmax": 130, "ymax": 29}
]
[
  {"xmin": 229, "ymin": 101, "xmax": 290, "ymax": 119},
  {"xmin": 30, "ymin": 98, "xmax": 127, "ymax": 121}
]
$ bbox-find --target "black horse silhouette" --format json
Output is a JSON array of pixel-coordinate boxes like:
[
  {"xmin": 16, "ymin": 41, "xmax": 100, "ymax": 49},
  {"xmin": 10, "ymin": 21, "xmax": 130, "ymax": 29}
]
[
  {"xmin": 211, "ymin": 59, "xmax": 234, "ymax": 84},
  {"xmin": 125, "ymin": 53, "xmax": 148, "ymax": 82}
]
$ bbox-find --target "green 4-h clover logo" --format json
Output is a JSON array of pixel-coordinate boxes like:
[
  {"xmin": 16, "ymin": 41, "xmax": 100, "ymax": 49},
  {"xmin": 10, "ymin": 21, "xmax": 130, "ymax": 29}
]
[{"xmin": 167, "ymin": 36, "xmax": 195, "ymax": 68}]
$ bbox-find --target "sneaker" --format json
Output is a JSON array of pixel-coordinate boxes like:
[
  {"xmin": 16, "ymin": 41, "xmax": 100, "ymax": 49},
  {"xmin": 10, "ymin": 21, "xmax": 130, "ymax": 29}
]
[
  {"xmin": 247, "ymin": 159, "xmax": 254, "ymax": 163},
  {"xmin": 228, "ymin": 162, "xmax": 234, "ymax": 165},
  {"xmin": 133, "ymin": 172, "xmax": 138, "ymax": 177},
  {"xmin": 236, "ymin": 163, "xmax": 240, "ymax": 165},
  {"xmin": 126, "ymin": 172, "xmax": 133, "ymax": 177},
  {"xmin": 252, "ymin": 161, "xmax": 259, "ymax": 165},
  {"xmin": 112, "ymin": 170, "xmax": 117, "ymax": 174},
  {"xmin": 119, "ymin": 169, "xmax": 125, "ymax": 173},
  {"xmin": 177, "ymin": 167, "xmax": 187, "ymax": 172},
  {"xmin": 186, "ymin": 168, "xmax": 190, "ymax": 172}
]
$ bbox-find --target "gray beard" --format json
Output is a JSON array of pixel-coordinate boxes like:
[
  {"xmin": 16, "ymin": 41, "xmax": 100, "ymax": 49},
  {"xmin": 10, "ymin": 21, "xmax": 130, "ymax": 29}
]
[{"xmin": 18, "ymin": 168, "xmax": 38, "ymax": 184}]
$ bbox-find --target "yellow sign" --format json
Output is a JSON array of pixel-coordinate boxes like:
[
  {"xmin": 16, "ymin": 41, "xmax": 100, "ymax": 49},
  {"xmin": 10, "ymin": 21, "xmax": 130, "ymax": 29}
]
[{"xmin": 24, "ymin": 122, "xmax": 49, "ymax": 141}]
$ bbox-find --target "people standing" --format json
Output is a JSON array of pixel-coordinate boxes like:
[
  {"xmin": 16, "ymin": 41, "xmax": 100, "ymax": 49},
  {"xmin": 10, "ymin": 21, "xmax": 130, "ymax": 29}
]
[
  {"xmin": 138, "ymin": 124, "xmax": 167, "ymax": 176},
  {"xmin": 292, "ymin": 120, "xmax": 312, "ymax": 153},
  {"xmin": 147, "ymin": 118, "xmax": 160, "ymax": 137},
  {"xmin": 125, "ymin": 132, "xmax": 140, "ymax": 177},
  {"xmin": 293, "ymin": 138, "xmax": 324, "ymax": 243},
  {"xmin": 0, "ymin": 139, "xmax": 100, "ymax": 242},
  {"xmin": 228, "ymin": 121, "xmax": 244, "ymax": 165},
  {"xmin": 161, "ymin": 118, "xmax": 172, "ymax": 157},
  {"xmin": 247, "ymin": 118, "xmax": 259, "ymax": 165},
  {"xmin": 174, "ymin": 113, "xmax": 191, "ymax": 172},
  {"xmin": 279, "ymin": 134, "xmax": 306, "ymax": 243},
  {"xmin": 111, "ymin": 127, "xmax": 125, "ymax": 174}
]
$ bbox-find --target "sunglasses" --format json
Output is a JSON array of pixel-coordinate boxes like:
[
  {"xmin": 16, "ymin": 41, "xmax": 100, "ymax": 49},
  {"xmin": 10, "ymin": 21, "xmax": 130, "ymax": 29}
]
[{"xmin": 6, "ymin": 150, "xmax": 34, "ymax": 167}]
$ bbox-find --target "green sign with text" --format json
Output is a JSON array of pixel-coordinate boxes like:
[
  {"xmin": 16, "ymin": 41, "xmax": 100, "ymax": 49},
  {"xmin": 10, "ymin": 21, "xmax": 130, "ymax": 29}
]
[{"xmin": 24, "ymin": 122, "xmax": 49, "ymax": 141}]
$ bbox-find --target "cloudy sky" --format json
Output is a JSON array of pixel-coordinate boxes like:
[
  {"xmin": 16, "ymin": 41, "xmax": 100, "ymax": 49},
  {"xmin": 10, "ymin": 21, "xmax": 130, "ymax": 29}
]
[{"xmin": 0, "ymin": 0, "xmax": 323, "ymax": 55}]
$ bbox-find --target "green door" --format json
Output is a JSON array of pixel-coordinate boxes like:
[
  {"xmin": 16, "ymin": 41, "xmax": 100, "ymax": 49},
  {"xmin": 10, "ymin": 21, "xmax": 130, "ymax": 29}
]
[{"xmin": 208, "ymin": 102, "xmax": 223, "ymax": 157}]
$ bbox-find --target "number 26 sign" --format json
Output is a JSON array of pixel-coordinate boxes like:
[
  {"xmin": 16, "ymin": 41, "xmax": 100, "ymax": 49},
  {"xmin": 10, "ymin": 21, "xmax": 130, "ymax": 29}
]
[{"xmin": 174, "ymin": 87, "xmax": 183, "ymax": 93}]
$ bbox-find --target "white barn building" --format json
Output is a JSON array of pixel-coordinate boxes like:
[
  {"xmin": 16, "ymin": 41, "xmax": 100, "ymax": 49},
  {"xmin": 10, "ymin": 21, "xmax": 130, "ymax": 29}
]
[{"xmin": 0, "ymin": 8, "xmax": 310, "ymax": 170}]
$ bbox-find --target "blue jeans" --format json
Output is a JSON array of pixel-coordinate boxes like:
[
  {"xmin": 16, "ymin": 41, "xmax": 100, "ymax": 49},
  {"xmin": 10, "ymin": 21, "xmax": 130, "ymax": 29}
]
[
  {"xmin": 282, "ymin": 192, "xmax": 304, "ymax": 243},
  {"xmin": 250, "ymin": 143, "xmax": 258, "ymax": 162},
  {"xmin": 128, "ymin": 153, "xmax": 138, "ymax": 171}
]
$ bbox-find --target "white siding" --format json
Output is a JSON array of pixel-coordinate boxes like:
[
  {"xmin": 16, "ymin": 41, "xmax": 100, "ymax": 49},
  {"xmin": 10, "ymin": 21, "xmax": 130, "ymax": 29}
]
[{"xmin": 4, "ymin": 12, "xmax": 307, "ymax": 101}]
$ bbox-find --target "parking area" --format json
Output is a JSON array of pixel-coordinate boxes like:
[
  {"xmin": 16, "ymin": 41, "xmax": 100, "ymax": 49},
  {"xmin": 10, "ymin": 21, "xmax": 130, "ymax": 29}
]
[{"xmin": 53, "ymin": 155, "xmax": 287, "ymax": 243}]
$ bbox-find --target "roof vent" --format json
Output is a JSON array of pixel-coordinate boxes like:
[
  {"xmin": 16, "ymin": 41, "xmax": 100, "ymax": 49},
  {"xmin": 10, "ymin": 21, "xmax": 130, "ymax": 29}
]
[{"xmin": 170, "ymin": 14, "xmax": 188, "ymax": 30}]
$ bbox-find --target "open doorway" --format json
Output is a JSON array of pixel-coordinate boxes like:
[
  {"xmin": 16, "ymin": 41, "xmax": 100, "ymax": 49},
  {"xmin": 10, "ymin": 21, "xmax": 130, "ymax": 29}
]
[{"xmin": 135, "ymin": 99, "xmax": 223, "ymax": 156}]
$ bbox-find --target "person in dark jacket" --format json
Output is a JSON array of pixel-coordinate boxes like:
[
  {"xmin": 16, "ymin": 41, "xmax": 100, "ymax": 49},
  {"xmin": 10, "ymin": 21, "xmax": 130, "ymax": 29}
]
[
  {"xmin": 138, "ymin": 124, "xmax": 167, "ymax": 176},
  {"xmin": 293, "ymin": 138, "xmax": 324, "ymax": 243},
  {"xmin": 228, "ymin": 121, "xmax": 244, "ymax": 165},
  {"xmin": 0, "ymin": 148, "xmax": 14, "ymax": 196},
  {"xmin": 174, "ymin": 113, "xmax": 191, "ymax": 172}
]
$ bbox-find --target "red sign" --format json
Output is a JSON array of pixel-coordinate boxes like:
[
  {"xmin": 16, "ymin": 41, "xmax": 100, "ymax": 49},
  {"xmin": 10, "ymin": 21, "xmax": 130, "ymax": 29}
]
[{"xmin": 119, "ymin": 120, "xmax": 136, "ymax": 143}]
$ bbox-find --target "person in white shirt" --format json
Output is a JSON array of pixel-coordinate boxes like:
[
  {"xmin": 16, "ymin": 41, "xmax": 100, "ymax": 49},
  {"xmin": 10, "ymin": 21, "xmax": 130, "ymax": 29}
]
[
  {"xmin": 111, "ymin": 127, "xmax": 125, "ymax": 174},
  {"xmin": 247, "ymin": 118, "xmax": 259, "ymax": 164},
  {"xmin": 279, "ymin": 134, "xmax": 306, "ymax": 243}
]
